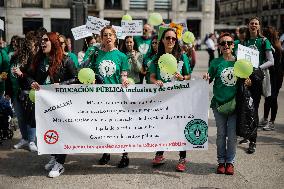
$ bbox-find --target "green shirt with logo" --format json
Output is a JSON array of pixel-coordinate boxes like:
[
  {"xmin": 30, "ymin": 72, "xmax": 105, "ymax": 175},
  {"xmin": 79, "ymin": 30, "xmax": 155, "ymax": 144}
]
[
  {"xmin": 89, "ymin": 47, "xmax": 128, "ymax": 84},
  {"xmin": 149, "ymin": 53, "xmax": 191, "ymax": 83},
  {"xmin": 208, "ymin": 57, "xmax": 237, "ymax": 108},
  {"xmin": 244, "ymin": 37, "xmax": 272, "ymax": 66},
  {"xmin": 134, "ymin": 36, "xmax": 152, "ymax": 59}
]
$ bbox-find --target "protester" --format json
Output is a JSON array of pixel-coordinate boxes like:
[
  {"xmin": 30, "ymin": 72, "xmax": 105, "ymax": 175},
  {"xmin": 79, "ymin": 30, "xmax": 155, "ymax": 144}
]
[
  {"xmin": 0, "ymin": 43, "xmax": 9, "ymax": 96},
  {"xmin": 149, "ymin": 28, "xmax": 191, "ymax": 172},
  {"xmin": 120, "ymin": 36, "xmax": 144, "ymax": 84},
  {"xmin": 233, "ymin": 27, "xmax": 248, "ymax": 56},
  {"xmin": 261, "ymin": 26, "xmax": 283, "ymax": 131},
  {"xmin": 244, "ymin": 17, "xmax": 274, "ymax": 154},
  {"xmin": 78, "ymin": 36, "xmax": 97, "ymax": 65},
  {"xmin": 28, "ymin": 32, "xmax": 77, "ymax": 178},
  {"xmin": 3, "ymin": 35, "xmax": 19, "ymax": 60},
  {"xmin": 205, "ymin": 33, "xmax": 216, "ymax": 67},
  {"xmin": 59, "ymin": 34, "xmax": 79, "ymax": 68},
  {"xmin": 203, "ymin": 33, "xmax": 251, "ymax": 175},
  {"xmin": 85, "ymin": 26, "xmax": 129, "ymax": 167},
  {"xmin": 143, "ymin": 35, "xmax": 158, "ymax": 84},
  {"xmin": 181, "ymin": 42, "xmax": 196, "ymax": 71}
]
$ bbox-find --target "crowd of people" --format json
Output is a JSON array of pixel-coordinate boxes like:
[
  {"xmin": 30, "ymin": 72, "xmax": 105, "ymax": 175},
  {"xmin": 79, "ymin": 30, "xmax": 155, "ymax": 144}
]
[{"xmin": 0, "ymin": 16, "xmax": 283, "ymax": 178}]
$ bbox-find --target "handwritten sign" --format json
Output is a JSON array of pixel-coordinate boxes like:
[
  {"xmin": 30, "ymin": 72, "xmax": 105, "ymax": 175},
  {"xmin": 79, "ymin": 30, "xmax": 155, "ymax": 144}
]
[
  {"xmin": 121, "ymin": 20, "xmax": 143, "ymax": 36},
  {"xmin": 237, "ymin": 44, "xmax": 259, "ymax": 68},
  {"xmin": 112, "ymin": 25, "xmax": 126, "ymax": 40},
  {"xmin": 71, "ymin": 25, "xmax": 92, "ymax": 40},
  {"xmin": 86, "ymin": 16, "xmax": 110, "ymax": 34},
  {"xmin": 0, "ymin": 19, "xmax": 4, "ymax": 31},
  {"xmin": 35, "ymin": 80, "xmax": 209, "ymax": 154}
]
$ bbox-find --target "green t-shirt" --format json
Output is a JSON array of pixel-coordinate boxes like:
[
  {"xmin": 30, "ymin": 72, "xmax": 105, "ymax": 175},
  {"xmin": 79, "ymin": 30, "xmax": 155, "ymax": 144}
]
[
  {"xmin": 208, "ymin": 57, "xmax": 237, "ymax": 108},
  {"xmin": 144, "ymin": 54, "xmax": 157, "ymax": 84},
  {"xmin": 90, "ymin": 47, "xmax": 128, "ymax": 84},
  {"xmin": 0, "ymin": 49, "xmax": 10, "ymax": 94},
  {"xmin": 68, "ymin": 52, "xmax": 79, "ymax": 68},
  {"xmin": 244, "ymin": 37, "xmax": 272, "ymax": 66},
  {"xmin": 127, "ymin": 51, "xmax": 143, "ymax": 84},
  {"xmin": 149, "ymin": 53, "xmax": 191, "ymax": 83},
  {"xmin": 134, "ymin": 36, "xmax": 152, "ymax": 58}
]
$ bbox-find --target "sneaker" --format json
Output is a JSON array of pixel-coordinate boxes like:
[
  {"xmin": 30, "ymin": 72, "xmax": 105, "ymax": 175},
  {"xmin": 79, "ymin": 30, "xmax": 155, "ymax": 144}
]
[
  {"xmin": 239, "ymin": 139, "xmax": 249, "ymax": 144},
  {"xmin": 247, "ymin": 142, "xmax": 256, "ymax": 154},
  {"xmin": 263, "ymin": 121, "xmax": 275, "ymax": 131},
  {"xmin": 117, "ymin": 155, "xmax": 129, "ymax": 168},
  {"xmin": 48, "ymin": 162, "xmax": 65, "ymax": 178},
  {"xmin": 259, "ymin": 118, "xmax": 268, "ymax": 127},
  {"xmin": 225, "ymin": 163, "xmax": 234, "ymax": 175},
  {"xmin": 217, "ymin": 163, "xmax": 226, "ymax": 174},
  {"xmin": 99, "ymin": 153, "xmax": 110, "ymax": 165},
  {"xmin": 29, "ymin": 142, "xmax": 38, "ymax": 152},
  {"xmin": 152, "ymin": 155, "xmax": 165, "ymax": 166},
  {"xmin": 13, "ymin": 139, "xmax": 28, "ymax": 149},
  {"xmin": 45, "ymin": 156, "xmax": 56, "ymax": 171},
  {"xmin": 176, "ymin": 158, "xmax": 187, "ymax": 172}
]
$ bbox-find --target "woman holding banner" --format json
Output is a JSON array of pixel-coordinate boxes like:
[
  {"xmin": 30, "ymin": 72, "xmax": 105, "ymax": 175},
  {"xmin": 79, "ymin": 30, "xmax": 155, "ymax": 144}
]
[
  {"xmin": 86, "ymin": 26, "xmax": 130, "ymax": 168},
  {"xmin": 28, "ymin": 32, "xmax": 77, "ymax": 178},
  {"xmin": 149, "ymin": 28, "xmax": 191, "ymax": 172}
]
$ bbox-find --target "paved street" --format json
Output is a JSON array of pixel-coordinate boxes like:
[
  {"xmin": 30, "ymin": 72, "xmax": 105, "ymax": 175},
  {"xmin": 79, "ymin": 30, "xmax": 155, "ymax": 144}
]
[{"xmin": 0, "ymin": 50, "xmax": 283, "ymax": 189}]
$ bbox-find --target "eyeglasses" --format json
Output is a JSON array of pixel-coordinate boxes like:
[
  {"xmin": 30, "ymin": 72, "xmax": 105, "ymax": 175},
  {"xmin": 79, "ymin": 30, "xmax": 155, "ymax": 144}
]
[
  {"xmin": 152, "ymin": 41, "xmax": 157, "ymax": 44},
  {"xmin": 219, "ymin": 41, "xmax": 233, "ymax": 46},
  {"xmin": 165, "ymin": 36, "xmax": 177, "ymax": 42},
  {"xmin": 42, "ymin": 38, "xmax": 49, "ymax": 43}
]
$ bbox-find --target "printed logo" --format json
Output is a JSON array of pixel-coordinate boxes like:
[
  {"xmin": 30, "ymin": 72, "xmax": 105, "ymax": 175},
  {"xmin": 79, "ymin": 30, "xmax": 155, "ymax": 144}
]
[
  {"xmin": 138, "ymin": 43, "xmax": 150, "ymax": 55},
  {"xmin": 248, "ymin": 45, "xmax": 258, "ymax": 51},
  {"xmin": 98, "ymin": 60, "xmax": 116, "ymax": 77},
  {"xmin": 44, "ymin": 130, "xmax": 59, "ymax": 144},
  {"xmin": 184, "ymin": 119, "xmax": 208, "ymax": 145},
  {"xmin": 220, "ymin": 67, "xmax": 236, "ymax": 86}
]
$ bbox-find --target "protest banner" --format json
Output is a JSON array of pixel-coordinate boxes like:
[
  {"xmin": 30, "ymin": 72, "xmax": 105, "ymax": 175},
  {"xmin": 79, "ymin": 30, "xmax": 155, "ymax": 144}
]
[
  {"xmin": 237, "ymin": 44, "xmax": 259, "ymax": 68},
  {"xmin": 0, "ymin": 19, "xmax": 4, "ymax": 31},
  {"xmin": 112, "ymin": 25, "xmax": 126, "ymax": 40},
  {"xmin": 35, "ymin": 80, "xmax": 209, "ymax": 155},
  {"xmin": 86, "ymin": 16, "xmax": 110, "ymax": 34},
  {"xmin": 121, "ymin": 20, "xmax": 143, "ymax": 36},
  {"xmin": 71, "ymin": 25, "xmax": 92, "ymax": 40}
]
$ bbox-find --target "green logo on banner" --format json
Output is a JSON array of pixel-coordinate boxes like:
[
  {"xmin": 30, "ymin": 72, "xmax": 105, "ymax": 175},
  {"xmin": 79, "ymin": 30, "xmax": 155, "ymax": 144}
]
[{"xmin": 184, "ymin": 119, "xmax": 208, "ymax": 145}]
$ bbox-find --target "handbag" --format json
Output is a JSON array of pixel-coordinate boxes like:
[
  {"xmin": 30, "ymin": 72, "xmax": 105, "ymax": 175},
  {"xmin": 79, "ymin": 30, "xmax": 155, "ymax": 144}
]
[
  {"xmin": 217, "ymin": 97, "xmax": 236, "ymax": 115},
  {"xmin": 262, "ymin": 68, "xmax": 271, "ymax": 97}
]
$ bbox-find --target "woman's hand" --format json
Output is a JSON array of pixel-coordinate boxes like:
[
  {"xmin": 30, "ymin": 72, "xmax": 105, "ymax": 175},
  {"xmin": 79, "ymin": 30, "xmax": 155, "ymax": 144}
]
[
  {"xmin": 203, "ymin": 73, "xmax": 210, "ymax": 81},
  {"xmin": 13, "ymin": 67, "xmax": 23, "ymax": 77},
  {"xmin": 174, "ymin": 72, "xmax": 184, "ymax": 81},
  {"xmin": 244, "ymin": 78, "xmax": 252, "ymax": 87},
  {"xmin": 122, "ymin": 79, "xmax": 129, "ymax": 88},
  {"xmin": 31, "ymin": 82, "xmax": 40, "ymax": 90},
  {"xmin": 155, "ymin": 80, "xmax": 164, "ymax": 87}
]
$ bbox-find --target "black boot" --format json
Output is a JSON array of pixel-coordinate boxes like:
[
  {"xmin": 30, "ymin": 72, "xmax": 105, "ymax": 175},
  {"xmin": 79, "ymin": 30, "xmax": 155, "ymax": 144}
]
[
  {"xmin": 117, "ymin": 155, "xmax": 129, "ymax": 168},
  {"xmin": 247, "ymin": 142, "xmax": 256, "ymax": 154},
  {"xmin": 99, "ymin": 153, "xmax": 110, "ymax": 165}
]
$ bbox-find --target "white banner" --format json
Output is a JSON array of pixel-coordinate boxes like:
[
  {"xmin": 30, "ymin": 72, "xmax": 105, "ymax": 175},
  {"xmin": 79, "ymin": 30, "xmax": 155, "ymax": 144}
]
[
  {"xmin": 0, "ymin": 19, "xmax": 4, "ymax": 31},
  {"xmin": 237, "ymin": 44, "xmax": 259, "ymax": 68},
  {"xmin": 121, "ymin": 20, "xmax": 143, "ymax": 36},
  {"xmin": 35, "ymin": 80, "xmax": 209, "ymax": 155},
  {"xmin": 86, "ymin": 16, "xmax": 110, "ymax": 34},
  {"xmin": 71, "ymin": 25, "xmax": 93, "ymax": 40},
  {"xmin": 112, "ymin": 25, "xmax": 126, "ymax": 40}
]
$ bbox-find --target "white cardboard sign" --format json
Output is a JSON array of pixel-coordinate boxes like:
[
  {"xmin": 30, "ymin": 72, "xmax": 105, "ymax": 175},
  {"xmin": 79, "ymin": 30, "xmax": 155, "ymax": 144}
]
[
  {"xmin": 71, "ymin": 25, "xmax": 92, "ymax": 40},
  {"xmin": 86, "ymin": 16, "xmax": 110, "ymax": 34},
  {"xmin": 121, "ymin": 20, "xmax": 143, "ymax": 36}
]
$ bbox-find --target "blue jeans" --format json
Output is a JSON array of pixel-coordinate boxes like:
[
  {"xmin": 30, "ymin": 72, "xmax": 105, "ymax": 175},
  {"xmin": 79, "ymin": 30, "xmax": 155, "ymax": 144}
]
[
  {"xmin": 213, "ymin": 108, "xmax": 237, "ymax": 164},
  {"xmin": 13, "ymin": 97, "xmax": 36, "ymax": 142}
]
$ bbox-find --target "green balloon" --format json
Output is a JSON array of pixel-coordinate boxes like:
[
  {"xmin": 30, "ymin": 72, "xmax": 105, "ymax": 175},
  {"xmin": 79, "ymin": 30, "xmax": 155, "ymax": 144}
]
[
  {"xmin": 234, "ymin": 59, "xmax": 253, "ymax": 78},
  {"xmin": 78, "ymin": 68, "xmax": 96, "ymax": 84},
  {"xmin": 128, "ymin": 78, "xmax": 135, "ymax": 84},
  {"xmin": 183, "ymin": 31, "xmax": 195, "ymax": 44},
  {"xmin": 158, "ymin": 53, "xmax": 177, "ymax": 75},
  {"xmin": 122, "ymin": 14, "xmax": 132, "ymax": 21},
  {"xmin": 29, "ymin": 89, "xmax": 35, "ymax": 103},
  {"xmin": 148, "ymin": 13, "xmax": 163, "ymax": 26}
]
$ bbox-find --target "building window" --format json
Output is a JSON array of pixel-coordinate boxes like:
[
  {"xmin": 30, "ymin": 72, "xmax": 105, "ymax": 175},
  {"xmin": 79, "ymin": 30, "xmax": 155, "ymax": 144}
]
[
  {"xmin": 51, "ymin": 18, "xmax": 71, "ymax": 38},
  {"xmin": 232, "ymin": 2, "xmax": 237, "ymax": 15},
  {"xmin": 22, "ymin": 0, "xmax": 43, "ymax": 8},
  {"xmin": 0, "ymin": 0, "xmax": 4, "ymax": 7},
  {"xmin": 187, "ymin": 0, "xmax": 201, "ymax": 11},
  {"xmin": 186, "ymin": 19, "xmax": 200, "ymax": 38},
  {"xmin": 50, "ymin": 0, "xmax": 70, "ymax": 8},
  {"xmin": 271, "ymin": 0, "xmax": 279, "ymax": 9},
  {"xmin": 130, "ymin": 0, "xmax": 147, "ymax": 10},
  {"xmin": 87, "ymin": 0, "xmax": 96, "ymax": 4},
  {"xmin": 155, "ymin": 0, "xmax": 172, "ymax": 10},
  {"xmin": 225, "ymin": 3, "xmax": 231, "ymax": 16},
  {"xmin": 104, "ymin": 0, "xmax": 122, "ymax": 10},
  {"xmin": 263, "ymin": 0, "xmax": 269, "ymax": 10},
  {"xmin": 23, "ymin": 18, "xmax": 43, "ymax": 35},
  {"xmin": 244, "ymin": 0, "xmax": 251, "ymax": 10}
]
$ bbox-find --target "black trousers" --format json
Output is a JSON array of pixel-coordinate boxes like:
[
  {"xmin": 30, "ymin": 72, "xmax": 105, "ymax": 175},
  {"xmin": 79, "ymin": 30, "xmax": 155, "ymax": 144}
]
[
  {"xmin": 207, "ymin": 49, "xmax": 215, "ymax": 67},
  {"xmin": 51, "ymin": 154, "xmax": 67, "ymax": 164}
]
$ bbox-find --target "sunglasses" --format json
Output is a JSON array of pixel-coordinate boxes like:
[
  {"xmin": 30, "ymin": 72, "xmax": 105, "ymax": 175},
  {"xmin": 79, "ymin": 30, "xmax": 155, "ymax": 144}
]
[
  {"xmin": 165, "ymin": 36, "xmax": 177, "ymax": 42},
  {"xmin": 42, "ymin": 38, "xmax": 49, "ymax": 43},
  {"xmin": 152, "ymin": 41, "xmax": 157, "ymax": 44},
  {"xmin": 219, "ymin": 41, "xmax": 233, "ymax": 46}
]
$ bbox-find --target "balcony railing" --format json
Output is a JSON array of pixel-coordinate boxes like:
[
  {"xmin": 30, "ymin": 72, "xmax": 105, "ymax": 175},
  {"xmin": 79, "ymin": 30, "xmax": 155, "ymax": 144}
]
[
  {"xmin": 130, "ymin": 0, "xmax": 147, "ymax": 10},
  {"xmin": 155, "ymin": 0, "xmax": 171, "ymax": 10},
  {"xmin": 50, "ymin": 0, "xmax": 70, "ymax": 8},
  {"xmin": 22, "ymin": 0, "xmax": 43, "ymax": 8}
]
